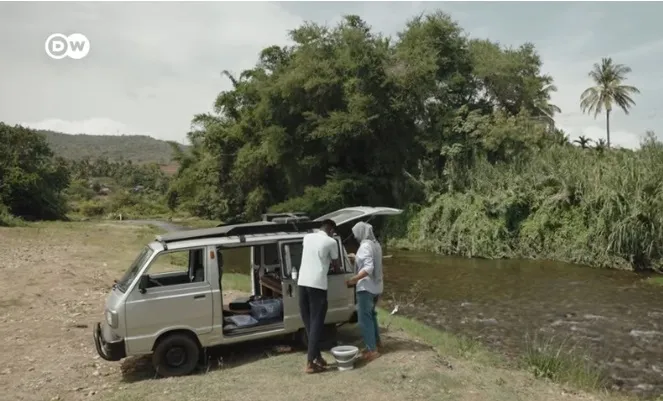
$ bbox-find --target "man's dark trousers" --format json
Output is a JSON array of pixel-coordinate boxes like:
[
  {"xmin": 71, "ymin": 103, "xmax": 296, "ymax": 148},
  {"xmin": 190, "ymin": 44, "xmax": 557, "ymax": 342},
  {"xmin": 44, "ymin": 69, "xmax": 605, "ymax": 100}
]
[{"xmin": 298, "ymin": 285, "xmax": 328, "ymax": 363}]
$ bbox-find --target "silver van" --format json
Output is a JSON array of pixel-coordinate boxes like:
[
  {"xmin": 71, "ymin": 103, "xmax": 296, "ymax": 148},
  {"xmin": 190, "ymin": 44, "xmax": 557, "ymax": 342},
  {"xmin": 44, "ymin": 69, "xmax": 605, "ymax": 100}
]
[{"xmin": 93, "ymin": 206, "xmax": 401, "ymax": 377}]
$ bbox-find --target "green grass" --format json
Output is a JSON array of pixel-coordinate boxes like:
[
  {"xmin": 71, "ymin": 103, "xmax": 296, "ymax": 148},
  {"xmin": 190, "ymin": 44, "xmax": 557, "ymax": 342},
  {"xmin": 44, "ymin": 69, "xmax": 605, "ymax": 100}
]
[
  {"xmin": 222, "ymin": 272, "xmax": 253, "ymax": 293},
  {"xmin": 380, "ymin": 311, "xmax": 609, "ymax": 392},
  {"xmin": 522, "ymin": 334, "xmax": 607, "ymax": 391},
  {"xmin": 645, "ymin": 276, "xmax": 663, "ymax": 286},
  {"xmin": 376, "ymin": 307, "xmax": 497, "ymax": 365}
]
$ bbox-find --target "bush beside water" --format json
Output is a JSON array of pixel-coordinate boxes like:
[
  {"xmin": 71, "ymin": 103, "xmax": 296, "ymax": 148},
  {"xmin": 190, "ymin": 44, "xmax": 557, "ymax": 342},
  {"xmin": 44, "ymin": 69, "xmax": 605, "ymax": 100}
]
[{"xmin": 394, "ymin": 135, "xmax": 663, "ymax": 272}]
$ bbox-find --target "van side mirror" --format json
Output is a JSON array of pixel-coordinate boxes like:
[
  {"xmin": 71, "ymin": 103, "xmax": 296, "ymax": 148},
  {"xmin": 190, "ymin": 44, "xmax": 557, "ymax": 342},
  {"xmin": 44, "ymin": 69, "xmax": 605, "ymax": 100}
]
[{"xmin": 139, "ymin": 275, "xmax": 149, "ymax": 294}]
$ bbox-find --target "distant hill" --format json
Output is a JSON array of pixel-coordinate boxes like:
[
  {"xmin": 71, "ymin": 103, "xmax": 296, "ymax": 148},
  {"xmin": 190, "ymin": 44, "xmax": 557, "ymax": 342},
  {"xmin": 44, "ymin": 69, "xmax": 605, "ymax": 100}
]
[{"xmin": 38, "ymin": 130, "xmax": 188, "ymax": 164}]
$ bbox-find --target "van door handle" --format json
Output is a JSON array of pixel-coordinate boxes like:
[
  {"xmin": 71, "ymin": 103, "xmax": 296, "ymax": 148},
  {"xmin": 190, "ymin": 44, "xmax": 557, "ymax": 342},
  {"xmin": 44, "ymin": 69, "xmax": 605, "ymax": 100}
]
[
  {"xmin": 193, "ymin": 294, "xmax": 206, "ymax": 299},
  {"xmin": 287, "ymin": 284, "xmax": 293, "ymax": 297}
]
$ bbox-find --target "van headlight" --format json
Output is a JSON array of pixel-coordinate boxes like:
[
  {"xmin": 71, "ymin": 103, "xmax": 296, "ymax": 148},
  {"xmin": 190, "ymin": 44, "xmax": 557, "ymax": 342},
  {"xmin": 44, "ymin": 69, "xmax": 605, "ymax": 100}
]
[{"xmin": 105, "ymin": 310, "xmax": 118, "ymax": 328}]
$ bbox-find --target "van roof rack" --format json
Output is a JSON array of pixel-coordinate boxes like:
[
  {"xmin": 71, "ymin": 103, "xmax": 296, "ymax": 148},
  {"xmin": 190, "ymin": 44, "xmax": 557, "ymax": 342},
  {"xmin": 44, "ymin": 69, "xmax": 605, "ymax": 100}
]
[
  {"xmin": 155, "ymin": 220, "xmax": 322, "ymax": 245},
  {"xmin": 261, "ymin": 212, "xmax": 310, "ymax": 223}
]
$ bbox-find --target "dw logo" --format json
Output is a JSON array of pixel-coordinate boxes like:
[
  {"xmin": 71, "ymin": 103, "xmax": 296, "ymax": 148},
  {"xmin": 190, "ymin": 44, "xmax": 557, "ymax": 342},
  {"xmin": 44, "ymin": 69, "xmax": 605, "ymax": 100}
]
[{"xmin": 45, "ymin": 33, "xmax": 90, "ymax": 60}]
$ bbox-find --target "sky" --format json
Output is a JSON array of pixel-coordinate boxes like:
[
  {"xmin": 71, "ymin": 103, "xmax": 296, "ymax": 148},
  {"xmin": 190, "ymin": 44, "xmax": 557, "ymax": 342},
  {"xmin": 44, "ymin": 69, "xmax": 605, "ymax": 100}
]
[{"xmin": 0, "ymin": 2, "xmax": 661, "ymax": 149}]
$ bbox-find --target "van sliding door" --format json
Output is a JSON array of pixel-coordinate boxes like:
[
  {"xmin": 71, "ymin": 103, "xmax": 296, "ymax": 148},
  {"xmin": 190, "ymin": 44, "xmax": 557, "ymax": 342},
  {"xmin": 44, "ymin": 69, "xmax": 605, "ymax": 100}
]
[{"xmin": 278, "ymin": 240, "xmax": 304, "ymax": 332}]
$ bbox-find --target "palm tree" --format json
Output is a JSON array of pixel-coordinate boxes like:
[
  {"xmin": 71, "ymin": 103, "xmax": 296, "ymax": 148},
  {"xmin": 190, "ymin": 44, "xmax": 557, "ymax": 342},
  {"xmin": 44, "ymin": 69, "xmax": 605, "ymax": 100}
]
[
  {"xmin": 573, "ymin": 135, "xmax": 593, "ymax": 149},
  {"xmin": 594, "ymin": 138, "xmax": 607, "ymax": 154},
  {"xmin": 533, "ymin": 77, "xmax": 562, "ymax": 131},
  {"xmin": 580, "ymin": 58, "xmax": 640, "ymax": 148}
]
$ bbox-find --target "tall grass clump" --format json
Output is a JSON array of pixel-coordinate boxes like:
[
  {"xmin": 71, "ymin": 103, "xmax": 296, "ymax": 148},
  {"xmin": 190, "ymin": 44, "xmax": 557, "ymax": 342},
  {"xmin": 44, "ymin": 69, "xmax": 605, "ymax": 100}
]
[
  {"xmin": 401, "ymin": 133, "xmax": 663, "ymax": 271},
  {"xmin": 523, "ymin": 334, "xmax": 607, "ymax": 391}
]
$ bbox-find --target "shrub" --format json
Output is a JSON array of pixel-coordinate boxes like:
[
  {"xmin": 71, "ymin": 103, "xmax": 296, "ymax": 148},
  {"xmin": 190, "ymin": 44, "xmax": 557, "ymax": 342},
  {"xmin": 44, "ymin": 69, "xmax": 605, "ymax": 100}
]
[
  {"xmin": 0, "ymin": 204, "xmax": 24, "ymax": 227},
  {"xmin": 79, "ymin": 200, "xmax": 107, "ymax": 218}
]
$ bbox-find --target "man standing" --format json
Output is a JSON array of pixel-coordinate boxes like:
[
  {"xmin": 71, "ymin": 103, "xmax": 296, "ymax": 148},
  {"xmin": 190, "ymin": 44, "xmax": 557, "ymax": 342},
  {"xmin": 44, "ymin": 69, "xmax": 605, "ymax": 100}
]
[{"xmin": 297, "ymin": 219, "xmax": 340, "ymax": 374}]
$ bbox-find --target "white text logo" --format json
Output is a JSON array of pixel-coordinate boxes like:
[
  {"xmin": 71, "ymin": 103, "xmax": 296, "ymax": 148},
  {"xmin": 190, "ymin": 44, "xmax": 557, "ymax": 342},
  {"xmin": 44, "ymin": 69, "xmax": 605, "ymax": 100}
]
[{"xmin": 45, "ymin": 33, "xmax": 90, "ymax": 60}]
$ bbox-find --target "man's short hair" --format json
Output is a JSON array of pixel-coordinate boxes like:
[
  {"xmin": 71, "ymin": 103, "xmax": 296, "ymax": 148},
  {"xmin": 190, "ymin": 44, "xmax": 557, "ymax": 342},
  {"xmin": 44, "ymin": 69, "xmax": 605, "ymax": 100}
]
[{"xmin": 320, "ymin": 219, "xmax": 337, "ymax": 231}]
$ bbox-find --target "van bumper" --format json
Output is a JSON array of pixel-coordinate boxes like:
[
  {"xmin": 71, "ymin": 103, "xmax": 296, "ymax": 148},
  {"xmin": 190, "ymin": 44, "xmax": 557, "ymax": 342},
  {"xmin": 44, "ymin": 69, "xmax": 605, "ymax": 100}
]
[{"xmin": 93, "ymin": 322, "xmax": 126, "ymax": 361}]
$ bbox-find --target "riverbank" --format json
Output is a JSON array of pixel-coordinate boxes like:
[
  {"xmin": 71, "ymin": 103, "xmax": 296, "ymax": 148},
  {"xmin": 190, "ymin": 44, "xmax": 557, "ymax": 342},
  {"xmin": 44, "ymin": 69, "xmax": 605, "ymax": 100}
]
[{"xmin": 0, "ymin": 221, "xmax": 633, "ymax": 401}]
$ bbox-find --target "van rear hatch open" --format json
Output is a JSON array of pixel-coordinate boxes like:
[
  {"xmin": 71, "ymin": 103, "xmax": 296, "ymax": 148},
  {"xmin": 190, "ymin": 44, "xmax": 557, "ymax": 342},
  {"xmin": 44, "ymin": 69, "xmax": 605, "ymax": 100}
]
[{"xmin": 314, "ymin": 206, "xmax": 402, "ymax": 228}]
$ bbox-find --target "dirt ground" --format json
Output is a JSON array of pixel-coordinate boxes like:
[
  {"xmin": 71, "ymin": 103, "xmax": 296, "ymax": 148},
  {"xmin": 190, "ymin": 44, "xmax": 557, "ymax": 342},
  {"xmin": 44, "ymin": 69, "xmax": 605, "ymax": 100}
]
[{"xmin": 0, "ymin": 222, "xmax": 628, "ymax": 401}]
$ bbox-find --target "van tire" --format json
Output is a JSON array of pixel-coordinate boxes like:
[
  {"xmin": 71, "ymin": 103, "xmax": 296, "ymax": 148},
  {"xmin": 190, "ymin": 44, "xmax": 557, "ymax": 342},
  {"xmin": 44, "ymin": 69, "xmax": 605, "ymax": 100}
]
[{"xmin": 152, "ymin": 333, "xmax": 200, "ymax": 377}]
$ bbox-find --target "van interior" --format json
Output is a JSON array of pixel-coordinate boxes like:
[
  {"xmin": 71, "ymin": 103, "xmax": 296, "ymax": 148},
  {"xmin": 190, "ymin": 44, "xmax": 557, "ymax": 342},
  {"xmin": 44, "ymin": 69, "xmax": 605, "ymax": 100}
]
[
  {"xmin": 219, "ymin": 237, "xmax": 349, "ymax": 337},
  {"xmin": 209, "ymin": 211, "xmax": 385, "ymax": 336},
  {"xmin": 219, "ymin": 243, "xmax": 292, "ymax": 336}
]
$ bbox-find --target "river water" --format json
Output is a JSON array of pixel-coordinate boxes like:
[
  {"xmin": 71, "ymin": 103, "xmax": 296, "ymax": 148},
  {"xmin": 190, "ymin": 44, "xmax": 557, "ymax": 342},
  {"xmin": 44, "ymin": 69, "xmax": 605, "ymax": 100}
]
[
  {"xmin": 380, "ymin": 250, "xmax": 663, "ymax": 398},
  {"xmin": 129, "ymin": 221, "xmax": 663, "ymax": 397}
]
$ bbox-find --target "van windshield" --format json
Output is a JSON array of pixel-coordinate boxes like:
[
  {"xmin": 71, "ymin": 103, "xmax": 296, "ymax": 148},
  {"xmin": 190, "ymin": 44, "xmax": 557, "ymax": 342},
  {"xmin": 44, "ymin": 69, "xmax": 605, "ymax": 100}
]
[{"xmin": 115, "ymin": 246, "xmax": 154, "ymax": 293}]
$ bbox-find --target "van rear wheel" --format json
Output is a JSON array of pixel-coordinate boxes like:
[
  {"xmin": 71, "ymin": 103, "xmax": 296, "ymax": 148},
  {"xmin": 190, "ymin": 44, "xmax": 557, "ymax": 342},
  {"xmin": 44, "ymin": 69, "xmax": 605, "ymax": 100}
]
[{"xmin": 152, "ymin": 333, "xmax": 200, "ymax": 377}]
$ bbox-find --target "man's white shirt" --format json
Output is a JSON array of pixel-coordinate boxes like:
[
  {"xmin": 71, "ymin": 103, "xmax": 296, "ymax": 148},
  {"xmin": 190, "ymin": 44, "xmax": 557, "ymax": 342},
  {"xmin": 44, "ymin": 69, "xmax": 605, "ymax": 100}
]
[{"xmin": 297, "ymin": 231, "xmax": 339, "ymax": 290}]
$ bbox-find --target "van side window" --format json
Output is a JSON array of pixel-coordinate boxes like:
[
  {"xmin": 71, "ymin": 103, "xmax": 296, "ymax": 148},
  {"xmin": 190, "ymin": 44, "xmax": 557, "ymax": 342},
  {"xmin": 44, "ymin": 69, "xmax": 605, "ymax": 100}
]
[
  {"xmin": 281, "ymin": 242, "xmax": 303, "ymax": 279},
  {"xmin": 146, "ymin": 248, "xmax": 206, "ymax": 286}
]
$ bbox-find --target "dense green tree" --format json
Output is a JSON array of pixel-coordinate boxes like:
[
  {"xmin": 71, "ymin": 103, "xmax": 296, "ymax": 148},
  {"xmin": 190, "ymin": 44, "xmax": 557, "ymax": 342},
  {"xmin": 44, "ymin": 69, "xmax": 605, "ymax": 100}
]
[
  {"xmin": 169, "ymin": 12, "xmax": 560, "ymax": 221},
  {"xmin": 38, "ymin": 130, "xmax": 185, "ymax": 164},
  {"xmin": 580, "ymin": 58, "xmax": 640, "ymax": 148},
  {"xmin": 0, "ymin": 123, "xmax": 70, "ymax": 221}
]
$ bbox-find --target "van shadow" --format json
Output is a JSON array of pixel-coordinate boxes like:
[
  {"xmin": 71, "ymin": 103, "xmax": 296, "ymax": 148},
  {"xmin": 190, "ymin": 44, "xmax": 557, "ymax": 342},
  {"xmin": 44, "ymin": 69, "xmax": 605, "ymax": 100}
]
[
  {"xmin": 119, "ymin": 335, "xmax": 300, "ymax": 383},
  {"xmin": 119, "ymin": 326, "xmax": 433, "ymax": 382}
]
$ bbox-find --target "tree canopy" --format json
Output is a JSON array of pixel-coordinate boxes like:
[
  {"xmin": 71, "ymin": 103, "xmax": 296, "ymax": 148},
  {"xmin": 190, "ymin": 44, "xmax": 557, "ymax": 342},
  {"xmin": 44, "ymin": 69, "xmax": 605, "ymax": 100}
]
[
  {"xmin": 0, "ymin": 123, "xmax": 70, "ymax": 222},
  {"xmin": 169, "ymin": 13, "xmax": 560, "ymax": 221},
  {"xmin": 580, "ymin": 57, "xmax": 640, "ymax": 147}
]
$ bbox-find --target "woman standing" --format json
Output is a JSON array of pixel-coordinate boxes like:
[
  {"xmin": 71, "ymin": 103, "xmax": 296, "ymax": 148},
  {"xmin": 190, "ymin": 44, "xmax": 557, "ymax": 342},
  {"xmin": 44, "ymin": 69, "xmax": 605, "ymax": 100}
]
[{"xmin": 346, "ymin": 221, "xmax": 383, "ymax": 362}]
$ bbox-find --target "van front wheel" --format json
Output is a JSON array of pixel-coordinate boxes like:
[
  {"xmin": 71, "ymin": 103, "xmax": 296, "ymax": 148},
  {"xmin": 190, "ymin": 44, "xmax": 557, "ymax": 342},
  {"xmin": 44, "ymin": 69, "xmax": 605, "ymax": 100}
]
[{"xmin": 152, "ymin": 333, "xmax": 200, "ymax": 377}]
